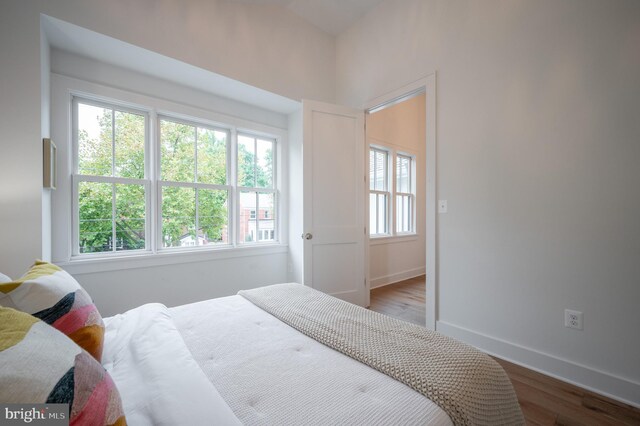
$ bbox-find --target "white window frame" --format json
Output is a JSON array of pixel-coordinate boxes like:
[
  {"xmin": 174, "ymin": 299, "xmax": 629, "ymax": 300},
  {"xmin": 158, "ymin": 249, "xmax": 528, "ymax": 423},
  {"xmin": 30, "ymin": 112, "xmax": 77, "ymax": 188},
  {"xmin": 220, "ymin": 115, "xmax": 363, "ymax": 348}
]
[
  {"xmin": 368, "ymin": 145, "xmax": 417, "ymax": 240},
  {"xmin": 236, "ymin": 132, "xmax": 278, "ymax": 245},
  {"xmin": 53, "ymin": 74, "xmax": 287, "ymax": 272},
  {"xmin": 71, "ymin": 97, "xmax": 152, "ymax": 257},
  {"xmin": 156, "ymin": 115, "xmax": 233, "ymax": 250},
  {"xmin": 395, "ymin": 152, "xmax": 416, "ymax": 235},
  {"xmin": 369, "ymin": 146, "xmax": 391, "ymax": 236}
]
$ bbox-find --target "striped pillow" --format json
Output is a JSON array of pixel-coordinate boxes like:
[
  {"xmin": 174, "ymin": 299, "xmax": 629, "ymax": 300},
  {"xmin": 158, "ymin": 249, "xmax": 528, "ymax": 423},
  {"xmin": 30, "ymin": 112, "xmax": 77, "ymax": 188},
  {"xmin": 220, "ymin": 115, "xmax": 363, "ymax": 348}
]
[
  {"xmin": 0, "ymin": 261, "xmax": 105, "ymax": 362},
  {"xmin": 0, "ymin": 307, "xmax": 126, "ymax": 425}
]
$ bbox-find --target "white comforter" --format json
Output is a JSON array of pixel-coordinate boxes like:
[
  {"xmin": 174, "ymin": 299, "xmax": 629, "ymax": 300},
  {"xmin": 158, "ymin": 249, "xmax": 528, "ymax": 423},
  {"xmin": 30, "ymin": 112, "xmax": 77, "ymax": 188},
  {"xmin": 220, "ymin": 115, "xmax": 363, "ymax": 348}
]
[
  {"xmin": 103, "ymin": 297, "xmax": 452, "ymax": 425},
  {"xmin": 102, "ymin": 303, "xmax": 241, "ymax": 425}
]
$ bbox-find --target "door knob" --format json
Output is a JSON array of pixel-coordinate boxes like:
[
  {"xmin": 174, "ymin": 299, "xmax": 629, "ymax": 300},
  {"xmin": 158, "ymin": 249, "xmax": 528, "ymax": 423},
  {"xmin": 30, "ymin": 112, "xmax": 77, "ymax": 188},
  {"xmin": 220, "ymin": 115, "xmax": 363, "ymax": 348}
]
[{"xmin": 301, "ymin": 233, "xmax": 313, "ymax": 240}]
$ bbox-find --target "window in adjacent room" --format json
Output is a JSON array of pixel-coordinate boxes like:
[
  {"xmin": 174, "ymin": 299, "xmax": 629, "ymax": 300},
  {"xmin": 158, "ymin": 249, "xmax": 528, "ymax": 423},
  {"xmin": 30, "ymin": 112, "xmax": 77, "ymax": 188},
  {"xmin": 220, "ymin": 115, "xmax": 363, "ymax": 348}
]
[
  {"xmin": 369, "ymin": 147, "xmax": 390, "ymax": 236},
  {"xmin": 395, "ymin": 153, "xmax": 415, "ymax": 234},
  {"xmin": 368, "ymin": 146, "xmax": 416, "ymax": 238}
]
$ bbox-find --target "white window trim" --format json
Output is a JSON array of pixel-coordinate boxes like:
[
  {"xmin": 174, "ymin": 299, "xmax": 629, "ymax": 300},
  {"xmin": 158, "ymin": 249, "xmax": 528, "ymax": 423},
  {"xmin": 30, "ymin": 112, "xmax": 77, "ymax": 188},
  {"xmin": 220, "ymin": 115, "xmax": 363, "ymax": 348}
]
[
  {"xmin": 368, "ymin": 144, "xmax": 417, "ymax": 241},
  {"xmin": 51, "ymin": 74, "xmax": 288, "ymax": 271}
]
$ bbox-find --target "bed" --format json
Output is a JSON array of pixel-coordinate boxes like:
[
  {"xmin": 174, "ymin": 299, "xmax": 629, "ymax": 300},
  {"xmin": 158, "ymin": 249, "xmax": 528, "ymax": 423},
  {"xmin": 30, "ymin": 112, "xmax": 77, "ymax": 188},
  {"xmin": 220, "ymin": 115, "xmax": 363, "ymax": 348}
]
[
  {"xmin": 0, "ymin": 262, "xmax": 523, "ymax": 425},
  {"xmin": 101, "ymin": 283, "xmax": 525, "ymax": 426}
]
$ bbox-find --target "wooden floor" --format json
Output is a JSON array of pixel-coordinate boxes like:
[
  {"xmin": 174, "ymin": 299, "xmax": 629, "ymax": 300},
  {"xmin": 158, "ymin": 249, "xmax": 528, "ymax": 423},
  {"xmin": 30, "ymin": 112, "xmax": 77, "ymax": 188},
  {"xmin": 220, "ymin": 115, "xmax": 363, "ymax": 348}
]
[
  {"xmin": 369, "ymin": 275, "xmax": 426, "ymax": 326},
  {"xmin": 369, "ymin": 277, "xmax": 640, "ymax": 425}
]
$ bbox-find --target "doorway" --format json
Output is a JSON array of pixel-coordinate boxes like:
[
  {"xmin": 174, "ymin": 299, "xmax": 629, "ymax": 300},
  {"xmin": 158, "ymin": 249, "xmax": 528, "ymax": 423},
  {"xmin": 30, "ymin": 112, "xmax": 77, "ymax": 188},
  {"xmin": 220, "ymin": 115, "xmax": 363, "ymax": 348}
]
[
  {"xmin": 363, "ymin": 74, "xmax": 437, "ymax": 330},
  {"xmin": 366, "ymin": 93, "xmax": 427, "ymax": 325}
]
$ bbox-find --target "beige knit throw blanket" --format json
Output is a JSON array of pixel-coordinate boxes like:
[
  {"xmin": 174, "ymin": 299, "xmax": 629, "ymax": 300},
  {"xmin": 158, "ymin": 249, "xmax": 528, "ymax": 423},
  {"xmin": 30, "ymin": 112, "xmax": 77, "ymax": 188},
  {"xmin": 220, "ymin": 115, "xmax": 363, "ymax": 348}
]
[{"xmin": 239, "ymin": 283, "xmax": 524, "ymax": 426}]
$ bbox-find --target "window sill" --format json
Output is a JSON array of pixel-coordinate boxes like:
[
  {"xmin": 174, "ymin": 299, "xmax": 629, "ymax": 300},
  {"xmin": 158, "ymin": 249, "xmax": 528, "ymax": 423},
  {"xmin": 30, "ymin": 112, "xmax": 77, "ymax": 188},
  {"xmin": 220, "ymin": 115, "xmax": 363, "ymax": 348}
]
[
  {"xmin": 369, "ymin": 234, "xmax": 419, "ymax": 246},
  {"xmin": 55, "ymin": 243, "xmax": 288, "ymax": 275}
]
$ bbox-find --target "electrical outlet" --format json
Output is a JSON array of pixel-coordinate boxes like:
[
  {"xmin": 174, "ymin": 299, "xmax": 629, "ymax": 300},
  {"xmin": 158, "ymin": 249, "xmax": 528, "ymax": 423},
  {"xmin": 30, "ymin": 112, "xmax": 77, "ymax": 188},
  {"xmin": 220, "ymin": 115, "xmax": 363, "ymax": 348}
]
[
  {"xmin": 564, "ymin": 309, "xmax": 583, "ymax": 330},
  {"xmin": 438, "ymin": 200, "xmax": 448, "ymax": 213}
]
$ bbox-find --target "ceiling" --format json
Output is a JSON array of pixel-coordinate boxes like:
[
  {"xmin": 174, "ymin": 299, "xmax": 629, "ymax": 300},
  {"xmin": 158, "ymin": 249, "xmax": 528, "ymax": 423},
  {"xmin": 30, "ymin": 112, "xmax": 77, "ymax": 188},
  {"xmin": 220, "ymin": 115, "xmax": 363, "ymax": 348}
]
[{"xmin": 225, "ymin": 0, "xmax": 384, "ymax": 35}]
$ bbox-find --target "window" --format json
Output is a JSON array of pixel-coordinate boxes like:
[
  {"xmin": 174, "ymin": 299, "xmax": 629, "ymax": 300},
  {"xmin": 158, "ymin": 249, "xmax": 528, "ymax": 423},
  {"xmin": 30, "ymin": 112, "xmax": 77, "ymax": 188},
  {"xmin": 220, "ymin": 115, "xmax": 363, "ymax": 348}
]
[
  {"xmin": 395, "ymin": 154, "xmax": 414, "ymax": 234},
  {"xmin": 74, "ymin": 99, "xmax": 149, "ymax": 254},
  {"xmin": 369, "ymin": 146, "xmax": 415, "ymax": 237},
  {"xmin": 159, "ymin": 117, "xmax": 230, "ymax": 248},
  {"xmin": 369, "ymin": 148, "xmax": 390, "ymax": 236},
  {"xmin": 238, "ymin": 134, "xmax": 276, "ymax": 244},
  {"xmin": 72, "ymin": 97, "xmax": 278, "ymax": 257}
]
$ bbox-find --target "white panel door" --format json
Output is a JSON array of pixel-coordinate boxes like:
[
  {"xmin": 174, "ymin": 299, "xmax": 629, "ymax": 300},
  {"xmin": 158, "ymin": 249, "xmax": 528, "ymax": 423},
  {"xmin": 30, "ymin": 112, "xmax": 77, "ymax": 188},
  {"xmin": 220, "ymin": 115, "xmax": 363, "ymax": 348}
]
[{"xmin": 302, "ymin": 100, "xmax": 366, "ymax": 306}]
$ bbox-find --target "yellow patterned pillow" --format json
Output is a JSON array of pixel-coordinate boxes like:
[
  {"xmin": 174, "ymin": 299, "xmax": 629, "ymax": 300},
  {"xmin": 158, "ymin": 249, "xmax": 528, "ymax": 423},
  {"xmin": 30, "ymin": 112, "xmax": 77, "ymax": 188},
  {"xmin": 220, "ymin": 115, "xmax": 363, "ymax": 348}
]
[
  {"xmin": 0, "ymin": 307, "xmax": 126, "ymax": 425},
  {"xmin": 0, "ymin": 261, "xmax": 105, "ymax": 362}
]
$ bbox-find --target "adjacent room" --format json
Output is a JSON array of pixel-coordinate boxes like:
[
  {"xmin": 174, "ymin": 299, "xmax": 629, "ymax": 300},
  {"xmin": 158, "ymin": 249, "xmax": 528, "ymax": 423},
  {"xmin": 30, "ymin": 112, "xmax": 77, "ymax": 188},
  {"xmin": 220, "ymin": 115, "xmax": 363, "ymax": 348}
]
[
  {"xmin": 1, "ymin": 0, "xmax": 639, "ymax": 424},
  {"xmin": 367, "ymin": 93, "xmax": 428, "ymax": 326}
]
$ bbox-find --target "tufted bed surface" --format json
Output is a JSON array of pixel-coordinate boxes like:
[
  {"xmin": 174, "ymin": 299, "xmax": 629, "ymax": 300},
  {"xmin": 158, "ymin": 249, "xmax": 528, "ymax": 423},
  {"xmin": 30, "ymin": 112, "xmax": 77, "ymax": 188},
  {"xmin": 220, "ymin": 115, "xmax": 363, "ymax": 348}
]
[{"xmin": 170, "ymin": 294, "xmax": 453, "ymax": 426}]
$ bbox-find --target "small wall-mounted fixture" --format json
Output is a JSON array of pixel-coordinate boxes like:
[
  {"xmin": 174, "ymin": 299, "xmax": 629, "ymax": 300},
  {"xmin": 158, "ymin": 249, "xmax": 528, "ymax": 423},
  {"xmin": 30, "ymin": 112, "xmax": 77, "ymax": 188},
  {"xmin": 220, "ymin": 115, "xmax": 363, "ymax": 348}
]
[{"xmin": 43, "ymin": 138, "xmax": 57, "ymax": 189}]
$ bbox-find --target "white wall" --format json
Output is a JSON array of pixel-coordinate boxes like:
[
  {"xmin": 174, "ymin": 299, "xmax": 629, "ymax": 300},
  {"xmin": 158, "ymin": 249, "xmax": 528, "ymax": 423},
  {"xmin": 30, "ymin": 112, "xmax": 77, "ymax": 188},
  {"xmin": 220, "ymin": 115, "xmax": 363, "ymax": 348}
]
[
  {"xmin": 0, "ymin": 2, "xmax": 45, "ymax": 278},
  {"xmin": 367, "ymin": 94, "xmax": 426, "ymax": 288},
  {"xmin": 41, "ymin": 18, "xmax": 52, "ymax": 262},
  {"xmin": 71, "ymin": 253, "xmax": 288, "ymax": 317},
  {"xmin": 337, "ymin": 0, "xmax": 640, "ymax": 404},
  {"xmin": 0, "ymin": 0, "xmax": 334, "ymax": 278},
  {"xmin": 50, "ymin": 49, "xmax": 290, "ymax": 129}
]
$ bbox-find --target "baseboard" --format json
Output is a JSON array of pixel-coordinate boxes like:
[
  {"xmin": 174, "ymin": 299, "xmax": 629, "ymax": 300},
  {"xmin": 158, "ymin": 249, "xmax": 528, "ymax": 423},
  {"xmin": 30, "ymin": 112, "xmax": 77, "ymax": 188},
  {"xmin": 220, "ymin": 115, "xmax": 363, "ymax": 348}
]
[
  {"xmin": 370, "ymin": 267, "xmax": 425, "ymax": 289},
  {"xmin": 436, "ymin": 321, "xmax": 640, "ymax": 408}
]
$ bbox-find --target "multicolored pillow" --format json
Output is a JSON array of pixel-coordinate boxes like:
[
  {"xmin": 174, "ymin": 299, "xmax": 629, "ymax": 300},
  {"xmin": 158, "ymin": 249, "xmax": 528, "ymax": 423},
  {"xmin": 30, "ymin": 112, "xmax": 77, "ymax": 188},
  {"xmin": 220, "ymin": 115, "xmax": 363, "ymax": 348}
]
[
  {"xmin": 0, "ymin": 307, "xmax": 126, "ymax": 425},
  {"xmin": 0, "ymin": 261, "xmax": 105, "ymax": 361}
]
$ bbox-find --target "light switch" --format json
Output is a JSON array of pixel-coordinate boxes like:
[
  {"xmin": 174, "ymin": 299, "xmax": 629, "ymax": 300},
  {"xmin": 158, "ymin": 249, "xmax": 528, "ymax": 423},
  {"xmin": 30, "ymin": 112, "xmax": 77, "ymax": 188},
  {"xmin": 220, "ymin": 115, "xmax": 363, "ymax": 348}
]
[{"xmin": 438, "ymin": 200, "xmax": 448, "ymax": 213}]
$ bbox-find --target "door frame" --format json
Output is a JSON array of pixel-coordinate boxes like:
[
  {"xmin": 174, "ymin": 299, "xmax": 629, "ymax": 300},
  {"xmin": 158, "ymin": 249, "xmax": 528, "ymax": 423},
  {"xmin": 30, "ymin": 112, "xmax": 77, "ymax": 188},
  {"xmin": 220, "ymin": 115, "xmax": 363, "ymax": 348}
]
[{"xmin": 363, "ymin": 73, "xmax": 437, "ymax": 331}]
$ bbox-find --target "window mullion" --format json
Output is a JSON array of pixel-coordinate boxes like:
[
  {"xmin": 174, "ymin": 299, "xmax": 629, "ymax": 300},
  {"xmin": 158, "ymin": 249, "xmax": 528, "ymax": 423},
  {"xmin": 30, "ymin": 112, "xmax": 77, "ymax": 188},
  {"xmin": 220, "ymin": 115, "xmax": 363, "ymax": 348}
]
[{"xmin": 73, "ymin": 174, "xmax": 147, "ymax": 185}]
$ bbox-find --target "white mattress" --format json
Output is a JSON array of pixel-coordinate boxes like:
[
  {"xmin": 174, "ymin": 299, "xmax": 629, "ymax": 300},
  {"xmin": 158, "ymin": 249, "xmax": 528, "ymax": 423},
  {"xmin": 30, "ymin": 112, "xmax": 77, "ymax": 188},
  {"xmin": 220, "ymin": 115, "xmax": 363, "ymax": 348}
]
[{"xmin": 170, "ymin": 295, "xmax": 453, "ymax": 426}]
